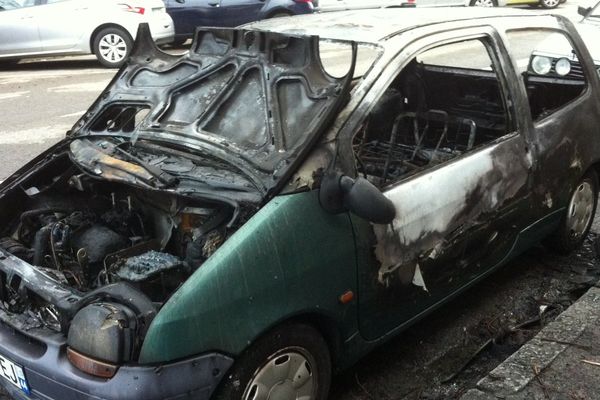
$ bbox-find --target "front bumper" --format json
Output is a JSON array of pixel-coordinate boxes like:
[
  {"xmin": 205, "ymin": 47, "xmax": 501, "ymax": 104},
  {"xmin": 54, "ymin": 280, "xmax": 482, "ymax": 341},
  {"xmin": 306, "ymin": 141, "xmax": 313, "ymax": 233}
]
[{"xmin": 0, "ymin": 320, "xmax": 233, "ymax": 400}]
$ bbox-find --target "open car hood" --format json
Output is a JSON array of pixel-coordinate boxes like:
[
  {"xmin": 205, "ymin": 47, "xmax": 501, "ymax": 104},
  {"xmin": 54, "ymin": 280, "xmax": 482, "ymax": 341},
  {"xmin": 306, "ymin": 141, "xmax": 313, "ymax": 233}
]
[{"xmin": 70, "ymin": 24, "xmax": 355, "ymax": 199}]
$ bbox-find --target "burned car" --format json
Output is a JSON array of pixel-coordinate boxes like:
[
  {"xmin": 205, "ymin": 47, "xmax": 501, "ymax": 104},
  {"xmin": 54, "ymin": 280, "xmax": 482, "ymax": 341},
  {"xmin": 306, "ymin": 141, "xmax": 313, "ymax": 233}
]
[{"xmin": 1, "ymin": 7, "xmax": 600, "ymax": 400}]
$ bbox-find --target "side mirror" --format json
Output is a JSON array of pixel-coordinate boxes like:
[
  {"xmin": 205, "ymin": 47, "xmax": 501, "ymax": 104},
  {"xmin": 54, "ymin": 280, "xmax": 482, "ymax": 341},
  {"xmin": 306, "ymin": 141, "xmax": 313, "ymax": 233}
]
[
  {"xmin": 319, "ymin": 172, "xmax": 396, "ymax": 224},
  {"xmin": 578, "ymin": 5, "xmax": 591, "ymax": 16}
]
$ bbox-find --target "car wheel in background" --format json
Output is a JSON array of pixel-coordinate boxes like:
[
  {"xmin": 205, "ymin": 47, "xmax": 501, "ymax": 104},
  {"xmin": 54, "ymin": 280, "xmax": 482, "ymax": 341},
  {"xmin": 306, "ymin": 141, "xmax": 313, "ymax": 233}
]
[
  {"xmin": 268, "ymin": 11, "xmax": 293, "ymax": 18},
  {"xmin": 469, "ymin": 0, "xmax": 497, "ymax": 7},
  {"xmin": 213, "ymin": 323, "xmax": 331, "ymax": 400},
  {"xmin": 539, "ymin": 0, "xmax": 560, "ymax": 8},
  {"xmin": 93, "ymin": 27, "xmax": 133, "ymax": 68},
  {"xmin": 547, "ymin": 170, "xmax": 598, "ymax": 254}
]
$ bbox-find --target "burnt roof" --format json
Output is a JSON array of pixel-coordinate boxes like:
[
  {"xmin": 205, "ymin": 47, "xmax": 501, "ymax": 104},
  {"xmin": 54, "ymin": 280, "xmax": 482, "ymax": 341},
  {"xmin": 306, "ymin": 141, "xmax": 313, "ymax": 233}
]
[{"xmin": 245, "ymin": 7, "xmax": 543, "ymax": 43}]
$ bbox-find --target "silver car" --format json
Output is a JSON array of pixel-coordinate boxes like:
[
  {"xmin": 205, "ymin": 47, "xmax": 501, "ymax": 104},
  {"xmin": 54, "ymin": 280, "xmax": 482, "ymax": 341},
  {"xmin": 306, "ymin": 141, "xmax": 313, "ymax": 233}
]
[{"xmin": 0, "ymin": 0, "xmax": 174, "ymax": 67}]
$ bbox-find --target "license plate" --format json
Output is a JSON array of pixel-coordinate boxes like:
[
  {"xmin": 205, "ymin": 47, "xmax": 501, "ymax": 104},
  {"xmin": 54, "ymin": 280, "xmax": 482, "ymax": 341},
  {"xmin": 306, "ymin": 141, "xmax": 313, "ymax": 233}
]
[{"xmin": 0, "ymin": 353, "xmax": 30, "ymax": 396}]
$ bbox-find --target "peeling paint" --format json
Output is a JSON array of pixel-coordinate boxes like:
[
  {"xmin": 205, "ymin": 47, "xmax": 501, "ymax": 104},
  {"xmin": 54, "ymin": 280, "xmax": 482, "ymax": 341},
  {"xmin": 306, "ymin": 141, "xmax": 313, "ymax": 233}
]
[{"xmin": 373, "ymin": 140, "xmax": 529, "ymax": 287}]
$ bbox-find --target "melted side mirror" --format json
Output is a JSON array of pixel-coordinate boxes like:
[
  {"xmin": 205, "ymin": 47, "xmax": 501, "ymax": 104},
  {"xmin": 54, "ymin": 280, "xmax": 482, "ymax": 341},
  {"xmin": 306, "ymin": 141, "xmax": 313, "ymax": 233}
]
[{"xmin": 319, "ymin": 172, "xmax": 396, "ymax": 224}]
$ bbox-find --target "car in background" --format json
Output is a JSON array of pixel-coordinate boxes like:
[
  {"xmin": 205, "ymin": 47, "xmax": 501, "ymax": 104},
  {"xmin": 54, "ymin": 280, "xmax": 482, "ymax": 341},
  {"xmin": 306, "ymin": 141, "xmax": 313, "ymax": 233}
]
[
  {"xmin": 504, "ymin": 0, "xmax": 565, "ymax": 9},
  {"xmin": 0, "ymin": 0, "xmax": 174, "ymax": 67},
  {"xmin": 317, "ymin": 0, "xmax": 508, "ymax": 9},
  {"xmin": 0, "ymin": 0, "xmax": 20, "ymax": 9},
  {"xmin": 163, "ymin": 0, "xmax": 314, "ymax": 44}
]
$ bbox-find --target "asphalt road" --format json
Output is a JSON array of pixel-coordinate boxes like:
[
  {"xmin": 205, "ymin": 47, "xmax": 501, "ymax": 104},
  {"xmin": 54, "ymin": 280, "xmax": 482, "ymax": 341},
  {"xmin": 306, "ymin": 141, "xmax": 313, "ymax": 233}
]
[{"xmin": 0, "ymin": 58, "xmax": 114, "ymax": 181}]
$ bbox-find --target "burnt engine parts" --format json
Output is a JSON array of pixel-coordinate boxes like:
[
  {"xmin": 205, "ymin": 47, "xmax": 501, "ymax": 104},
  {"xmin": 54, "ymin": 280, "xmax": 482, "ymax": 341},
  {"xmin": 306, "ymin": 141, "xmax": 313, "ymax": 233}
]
[{"xmin": 0, "ymin": 178, "xmax": 232, "ymax": 334}]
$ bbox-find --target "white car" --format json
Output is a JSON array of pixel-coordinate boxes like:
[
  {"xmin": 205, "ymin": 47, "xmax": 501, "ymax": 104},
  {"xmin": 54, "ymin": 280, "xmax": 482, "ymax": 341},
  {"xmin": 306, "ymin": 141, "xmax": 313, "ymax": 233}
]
[{"xmin": 0, "ymin": 0, "xmax": 174, "ymax": 67}]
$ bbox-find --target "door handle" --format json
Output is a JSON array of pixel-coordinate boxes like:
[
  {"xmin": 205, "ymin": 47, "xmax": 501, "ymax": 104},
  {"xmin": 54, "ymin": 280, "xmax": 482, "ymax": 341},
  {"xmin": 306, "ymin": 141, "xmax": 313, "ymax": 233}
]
[{"xmin": 208, "ymin": 2, "xmax": 220, "ymax": 6}]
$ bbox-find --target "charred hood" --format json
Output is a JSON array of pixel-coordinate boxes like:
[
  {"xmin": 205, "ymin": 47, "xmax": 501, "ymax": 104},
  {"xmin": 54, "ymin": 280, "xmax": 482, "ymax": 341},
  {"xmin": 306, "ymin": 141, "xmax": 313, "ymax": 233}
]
[{"xmin": 70, "ymin": 24, "xmax": 356, "ymax": 202}]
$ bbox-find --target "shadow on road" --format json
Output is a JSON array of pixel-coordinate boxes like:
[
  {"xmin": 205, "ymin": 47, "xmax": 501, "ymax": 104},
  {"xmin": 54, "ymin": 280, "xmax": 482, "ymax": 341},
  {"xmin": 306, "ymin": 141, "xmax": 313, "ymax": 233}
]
[{"xmin": 0, "ymin": 59, "xmax": 103, "ymax": 72}]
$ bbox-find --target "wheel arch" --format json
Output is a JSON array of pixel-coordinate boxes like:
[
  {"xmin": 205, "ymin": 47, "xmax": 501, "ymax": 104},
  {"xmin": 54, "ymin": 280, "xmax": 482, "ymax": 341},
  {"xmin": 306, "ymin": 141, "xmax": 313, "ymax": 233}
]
[{"xmin": 267, "ymin": 312, "xmax": 344, "ymax": 370}]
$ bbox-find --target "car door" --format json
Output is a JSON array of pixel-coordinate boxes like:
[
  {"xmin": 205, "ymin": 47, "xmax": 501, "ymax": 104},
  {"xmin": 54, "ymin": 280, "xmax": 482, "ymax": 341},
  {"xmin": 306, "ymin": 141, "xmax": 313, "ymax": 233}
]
[
  {"xmin": 219, "ymin": 0, "xmax": 264, "ymax": 26},
  {"xmin": 35, "ymin": 0, "xmax": 88, "ymax": 52},
  {"xmin": 167, "ymin": 0, "xmax": 222, "ymax": 36},
  {"xmin": 0, "ymin": 1, "xmax": 41, "ymax": 55},
  {"xmin": 350, "ymin": 30, "xmax": 534, "ymax": 340}
]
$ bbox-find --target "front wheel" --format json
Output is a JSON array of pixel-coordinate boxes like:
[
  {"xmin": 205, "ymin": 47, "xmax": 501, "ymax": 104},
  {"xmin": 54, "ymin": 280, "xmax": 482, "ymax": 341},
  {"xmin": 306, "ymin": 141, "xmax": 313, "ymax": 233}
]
[
  {"xmin": 547, "ymin": 170, "xmax": 598, "ymax": 254},
  {"xmin": 93, "ymin": 27, "xmax": 133, "ymax": 68},
  {"xmin": 469, "ymin": 0, "xmax": 497, "ymax": 6},
  {"xmin": 540, "ymin": 0, "xmax": 560, "ymax": 8},
  {"xmin": 214, "ymin": 323, "xmax": 331, "ymax": 400}
]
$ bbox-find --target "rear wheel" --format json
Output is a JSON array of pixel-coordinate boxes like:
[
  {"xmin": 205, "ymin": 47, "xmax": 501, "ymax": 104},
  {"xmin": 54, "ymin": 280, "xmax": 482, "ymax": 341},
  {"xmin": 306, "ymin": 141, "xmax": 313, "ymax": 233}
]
[
  {"xmin": 93, "ymin": 27, "xmax": 133, "ymax": 68},
  {"xmin": 540, "ymin": 0, "xmax": 560, "ymax": 8},
  {"xmin": 547, "ymin": 170, "xmax": 598, "ymax": 254},
  {"xmin": 214, "ymin": 323, "xmax": 331, "ymax": 400},
  {"xmin": 469, "ymin": 0, "xmax": 497, "ymax": 6}
]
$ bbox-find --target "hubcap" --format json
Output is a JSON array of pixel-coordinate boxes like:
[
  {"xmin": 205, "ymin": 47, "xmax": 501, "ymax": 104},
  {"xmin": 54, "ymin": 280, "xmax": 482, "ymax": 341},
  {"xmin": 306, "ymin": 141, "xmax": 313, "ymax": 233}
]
[
  {"xmin": 566, "ymin": 180, "xmax": 595, "ymax": 240},
  {"xmin": 98, "ymin": 34, "xmax": 127, "ymax": 63},
  {"xmin": 543, "ymin": 0, "xmax": 559, "ymax": 6},
  {"xmin": 243, "ymin": 348, "xmax": 316, "ymax": 400},
  {"xmin": 473, "ymin": 0, "xmax": 494, "ymax": 7}
]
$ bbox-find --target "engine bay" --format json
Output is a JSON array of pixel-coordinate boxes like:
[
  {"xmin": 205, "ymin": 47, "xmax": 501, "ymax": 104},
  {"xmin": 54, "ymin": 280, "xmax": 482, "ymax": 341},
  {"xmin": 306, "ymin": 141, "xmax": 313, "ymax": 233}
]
[{"xmin": 0, "ymin": 153, "xmax": 245, "ymax": 333}]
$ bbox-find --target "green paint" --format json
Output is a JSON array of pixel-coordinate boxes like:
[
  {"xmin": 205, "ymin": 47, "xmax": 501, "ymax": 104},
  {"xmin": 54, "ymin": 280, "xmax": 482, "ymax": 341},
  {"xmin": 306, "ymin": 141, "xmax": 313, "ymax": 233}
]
[{"xmin": 139, "ymin": 190, "xmax": 358, "ymax": 363}]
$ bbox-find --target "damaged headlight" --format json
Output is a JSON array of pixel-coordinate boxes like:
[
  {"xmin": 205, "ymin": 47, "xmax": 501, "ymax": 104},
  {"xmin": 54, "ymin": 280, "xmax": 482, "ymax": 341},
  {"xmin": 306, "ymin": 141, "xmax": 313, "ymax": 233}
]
[
  {"xmin": 67, "ymin": 302, "xmax": 137, "ymax": 378},
  {"xmin": 555, "ymin": 58, "xmax": 571, "ymax": 76},
  {"xmin": 531, "ymin": 55, "xmax": 552, "ymax": 75}
]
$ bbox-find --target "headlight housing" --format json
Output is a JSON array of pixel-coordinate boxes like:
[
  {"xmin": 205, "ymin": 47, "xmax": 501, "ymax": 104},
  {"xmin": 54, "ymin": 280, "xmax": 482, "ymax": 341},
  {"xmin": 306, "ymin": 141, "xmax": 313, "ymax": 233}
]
[
  {"xmin": 555, "ymin": 58, "xmax": 571, "ymax": 76},
  {"xmin": 531, "ymin": 55, "xmax": 552, "ymax": 75},
  {"xmin": 67, "ymin": 302, "xmax": 137, "ymax": 377}
]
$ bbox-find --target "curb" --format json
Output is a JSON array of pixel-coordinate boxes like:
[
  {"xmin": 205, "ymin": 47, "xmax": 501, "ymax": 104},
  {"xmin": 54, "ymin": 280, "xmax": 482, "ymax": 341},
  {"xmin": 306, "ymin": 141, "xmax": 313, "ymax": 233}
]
[{"xmin": 460, "ymin": 286, "xmax": 600, "ymax": 399}]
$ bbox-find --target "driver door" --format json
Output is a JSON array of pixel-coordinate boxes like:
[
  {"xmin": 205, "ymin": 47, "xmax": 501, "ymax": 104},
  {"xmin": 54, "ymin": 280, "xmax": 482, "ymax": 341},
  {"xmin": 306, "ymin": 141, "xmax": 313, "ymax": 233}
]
[{"xmin": 353, "ymin": 32, "xmax": 533, "ymax": 340}]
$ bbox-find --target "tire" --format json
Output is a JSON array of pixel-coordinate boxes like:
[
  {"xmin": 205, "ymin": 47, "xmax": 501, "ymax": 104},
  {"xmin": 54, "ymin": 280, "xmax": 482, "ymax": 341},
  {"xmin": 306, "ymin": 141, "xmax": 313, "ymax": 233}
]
[
  {"xmin": 92, "ymin": 27, "xmax": 133, "ymax": 68},
  {"xmin": 269, "ymin": 11, "xmax": 293, "ymax": 18},
  {"xmin": 539, "ymin": 0, "xmax": 560, "ymax": 8},
  {"xmin": 469, "ymin": 0, "xmax": 497, "ymax": 6},
  {"xmin": 547, "ymin": 170, "xmax": 598, "ymax": 254},
  {"xmin": 214, "ymin": 323, "xmax": 331, "ymax": 400}
]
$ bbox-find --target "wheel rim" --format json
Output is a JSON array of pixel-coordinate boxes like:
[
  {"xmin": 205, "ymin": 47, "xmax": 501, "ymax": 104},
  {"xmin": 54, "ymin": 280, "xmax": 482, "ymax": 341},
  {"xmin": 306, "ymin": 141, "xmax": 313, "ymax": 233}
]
[
  {"xmin": 542, "ymin": 0, "xmax": 559, "ymax": 6},
  {"xmin": 98, "ymin": 33, "xmax": 127, "ymax": 64},
  {"xmin": 566, "ymin": 180, "xmax": 595, "ymax": 240},
  {"xmin": 243, "ymin": 347, "xmax": 316, "ymax": 400},
  {"xmin": 473, "ymin": 0, "xmax": 495, "ymax": 7}
]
